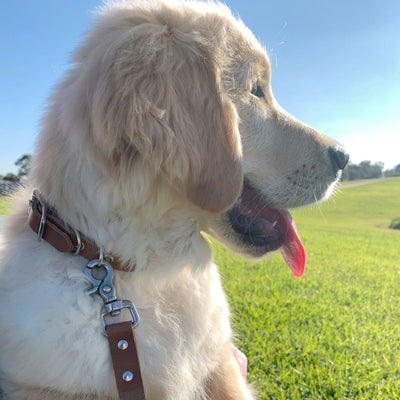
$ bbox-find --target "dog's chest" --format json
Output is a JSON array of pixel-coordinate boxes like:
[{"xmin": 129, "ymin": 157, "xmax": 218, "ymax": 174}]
[{"xmin": 0, "ymin": 248, "xmax": 231, "ymax": 399}]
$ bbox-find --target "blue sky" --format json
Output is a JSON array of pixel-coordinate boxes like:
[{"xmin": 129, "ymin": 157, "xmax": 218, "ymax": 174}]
[{"xmin": 1, "ymin": 0, "xmax": 399, "ymax": 175}]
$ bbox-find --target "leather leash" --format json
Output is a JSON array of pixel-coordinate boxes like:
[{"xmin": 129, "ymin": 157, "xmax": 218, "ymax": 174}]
[
  {"xmin": 28, "ymin": 191, "xmax": 146, "ymax": 399},
  {"xmin": 107, "ymin": 322, "xmax": 146, "ymax": 400}
]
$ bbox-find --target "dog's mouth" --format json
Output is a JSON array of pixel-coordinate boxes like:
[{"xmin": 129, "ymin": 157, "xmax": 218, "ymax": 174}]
[{"xmin": 227, "ymin": 181, "xmax": 306, "ymax": 277}]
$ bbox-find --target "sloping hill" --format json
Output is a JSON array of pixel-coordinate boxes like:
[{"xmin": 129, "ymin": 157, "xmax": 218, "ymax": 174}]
[
  {"xmin": 292, "ymin": 177, "xmax": 400, "ymax": 230},
  {"xmin": 214, "ymin": 177, "xmax": 400, "ymax": 399}
]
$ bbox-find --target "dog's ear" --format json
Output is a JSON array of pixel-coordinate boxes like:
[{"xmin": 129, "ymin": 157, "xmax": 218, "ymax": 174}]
[
  {"xmin": 88, "ymin": 26, "xmax": 243, "ymax": 213},
  {"xmin": 186, "ymin": 95, "xmax": 243, "ymax": 213},
  {"xmin": 169, "ymin": 58, "xmax": 243, "ymax": 213}
]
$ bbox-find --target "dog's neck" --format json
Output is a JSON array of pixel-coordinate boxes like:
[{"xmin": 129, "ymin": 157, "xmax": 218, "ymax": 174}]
[{"xmin": 30, "ymin": 156, "xmax": 212, "ymax": 278}]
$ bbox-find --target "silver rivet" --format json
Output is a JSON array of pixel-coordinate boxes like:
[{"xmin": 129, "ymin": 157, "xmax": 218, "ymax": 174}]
[
  {"xmin": 102, "ymin": 285, "xmax": 112, "ymax": 294},
  {"xmin": 118, "ymin": 339, "xmax": 128, "ymax": 350},
  {"xmin": 122, "ymin": 371, "xmax": 133, "ymax": 382}
]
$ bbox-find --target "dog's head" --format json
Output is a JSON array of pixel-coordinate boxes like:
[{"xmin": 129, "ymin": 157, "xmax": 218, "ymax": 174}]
[
  {"xmin": 73, "ymin": 1, "xmax": 244, "ymax": 215},
  {"xmin": 34, "ymin": 1, "xmax": 348, "ymax": 274}
]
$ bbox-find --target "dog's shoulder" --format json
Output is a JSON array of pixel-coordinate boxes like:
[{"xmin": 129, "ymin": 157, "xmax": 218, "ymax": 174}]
[
  {"xmin": 0, "ymin": 219, "xmax": 231, "ymax": 398},
  {"xmin": 0, "ymin": 217, "xmax": 114, "ymax": 394}
]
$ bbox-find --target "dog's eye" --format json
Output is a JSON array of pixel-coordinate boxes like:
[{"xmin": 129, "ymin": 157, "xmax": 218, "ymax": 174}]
[{"xmin": 251, "ymin": 82, "xmax": 265, "ymax": 98}]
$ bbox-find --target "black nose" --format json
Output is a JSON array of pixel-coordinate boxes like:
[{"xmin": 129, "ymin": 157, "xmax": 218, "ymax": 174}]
[{"xmin": 329, "ymin": 147, "xmax": 349, "ymax": 172}]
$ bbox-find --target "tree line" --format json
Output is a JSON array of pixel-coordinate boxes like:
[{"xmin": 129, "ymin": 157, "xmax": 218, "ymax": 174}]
[
  {"xmin": 0, "ymin": 154, "xmax": 31, "ymax": 182},
  {"xmin": 1, "ymin": 154, "xmax": 400, "ymax": 183},
  {"xmin": 342, "ymin": 160, "xmax": 400, "ymax": 181}
]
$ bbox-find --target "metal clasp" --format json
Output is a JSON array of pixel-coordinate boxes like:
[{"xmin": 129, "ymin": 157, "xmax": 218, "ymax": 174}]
[
  {"xmin": 85, "ymin": 254, "xmax": 140, "ymax": 336},
  {"xmin": 30, "ymin": 190, "xmax": 47, "ymax": 241},
  {"xmin": 85, "ymin": 258, "xmax": 118, "ymax": 305},
  {"xmin": 101, "ymin": 299, "xmax": 140, "ymax": 334}
]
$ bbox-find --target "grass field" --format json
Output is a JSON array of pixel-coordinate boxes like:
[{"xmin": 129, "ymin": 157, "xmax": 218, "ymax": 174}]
[
  {"xmin": 1, "ymin": 178, "xmax": 399, "ymax": 398},
  {"xmin": 0, "ymin": 196, "xmax": 12, "ymax": 216},
  {"xmin": 214, "ymin": 177, "xmax": 400, "ymax": 399}
]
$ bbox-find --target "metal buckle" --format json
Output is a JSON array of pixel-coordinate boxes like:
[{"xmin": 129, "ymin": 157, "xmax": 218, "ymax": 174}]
[
  {"xmin": 72, "ymin": 228, "xmax": 84, "ymax": 255},
  {"xmin": 101, "ymin": 300, "xmax": 140, "ymax": 334},
  {"xmin": 85, "ymin": 255, "xmax": 140, "ymax": 336},
  {"xmin": 30, "ymin": 190, "xmax": 47, "ymax": 242}
]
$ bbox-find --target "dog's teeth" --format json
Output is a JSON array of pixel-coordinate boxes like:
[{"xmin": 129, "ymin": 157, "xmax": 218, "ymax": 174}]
[{"xmin": 272, "ymin": 221, "xmax": 278, "ymax": 227}]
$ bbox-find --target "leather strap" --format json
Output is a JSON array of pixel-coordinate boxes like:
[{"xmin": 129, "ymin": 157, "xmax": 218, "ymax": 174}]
[
  {"xmin": 28, "ymin": 195, "xmax": 132, "ymax": 271},
  {"xmin": 106, "ymin": 322, "xmax": 146, "ymax": 400},
  {"xmin": 28, "ymin": 193, "xmax": 145, "ymax": 399}
]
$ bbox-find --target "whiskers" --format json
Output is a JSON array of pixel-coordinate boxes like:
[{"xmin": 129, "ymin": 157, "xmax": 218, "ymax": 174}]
[{"xmin": 308, "ymin": 176, "xmax": 328, "ymax": 224}]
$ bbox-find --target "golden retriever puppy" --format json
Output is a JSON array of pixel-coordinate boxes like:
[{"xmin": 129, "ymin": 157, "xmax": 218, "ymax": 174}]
[{"xmin": 0, "ymin": 1, "xmax": 348, "ymax": 399}]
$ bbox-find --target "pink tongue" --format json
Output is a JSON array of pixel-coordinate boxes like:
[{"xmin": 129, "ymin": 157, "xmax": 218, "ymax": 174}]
[{"xmin": 280, "ymin": 214, "xmax": 306, "ymax": 277}]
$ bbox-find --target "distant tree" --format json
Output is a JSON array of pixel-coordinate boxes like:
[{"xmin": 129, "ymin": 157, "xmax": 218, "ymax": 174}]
[
  {"xmin": 341, "ymin": 160, "xmax": 384, "ymax": 181},
  {"xmin": 15, "ymin": 154, "xmax": 32, "ymax": 177},
  {"xmin": 385, "ymin": 164, "xmax": 400, "ymax": 177},
  {"xmin": 3, "ymin": 173, "xmax": 20, "ymax": 182},
  {"xmin": 375, "ymin": 162, "xmax": 385, "ymax": 174}
]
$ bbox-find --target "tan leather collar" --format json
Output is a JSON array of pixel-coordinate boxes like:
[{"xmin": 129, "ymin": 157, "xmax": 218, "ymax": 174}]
[{"xmin": 28, "ymin": 191, "xmax": 132, "ymax": 271}]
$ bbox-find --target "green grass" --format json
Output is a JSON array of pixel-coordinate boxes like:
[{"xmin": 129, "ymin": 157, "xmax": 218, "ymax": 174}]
[
  {"xmin": 214, "ymin": 177, "xmax": 400, "ymax": 399},
  {"xmin": 292, "ymin": 178, "xmax": 400, "ymax": 230},
  {"xmin": 0, "ymin": 196, "xmax": 12, "ymax": 215}
]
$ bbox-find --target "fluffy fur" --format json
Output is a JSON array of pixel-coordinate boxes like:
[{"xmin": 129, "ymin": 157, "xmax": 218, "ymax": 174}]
[{"xmin": 0, "ymin": 1, "xmax": 344, "ymax": 399}]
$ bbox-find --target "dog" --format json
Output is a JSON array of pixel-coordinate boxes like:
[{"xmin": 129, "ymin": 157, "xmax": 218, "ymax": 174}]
[{"xmin": 0, "ymin": 1, "xmax": 348, "ymax": 399}]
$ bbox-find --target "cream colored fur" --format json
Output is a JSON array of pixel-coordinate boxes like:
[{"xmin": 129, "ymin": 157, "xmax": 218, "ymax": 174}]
[{"xmin": 0, "ymin": 1, "xmax": 343, "ymax": 399}]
